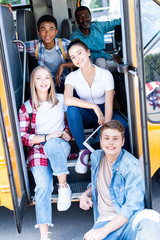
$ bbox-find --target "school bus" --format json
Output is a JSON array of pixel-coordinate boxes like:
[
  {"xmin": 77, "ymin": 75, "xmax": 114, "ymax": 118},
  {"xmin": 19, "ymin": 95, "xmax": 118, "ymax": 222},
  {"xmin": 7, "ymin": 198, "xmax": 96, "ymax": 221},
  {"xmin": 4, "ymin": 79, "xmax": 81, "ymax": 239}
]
[{"xmin": 0, "ymin": 0, "xmax": 160, "ymax": 233}]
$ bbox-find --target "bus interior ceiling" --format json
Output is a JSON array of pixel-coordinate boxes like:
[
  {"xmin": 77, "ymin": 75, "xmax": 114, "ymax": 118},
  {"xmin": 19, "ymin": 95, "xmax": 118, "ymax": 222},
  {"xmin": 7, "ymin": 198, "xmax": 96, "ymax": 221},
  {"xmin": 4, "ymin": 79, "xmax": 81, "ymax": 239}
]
[{"xmin": 0, "ymin": 1, "xmax": 128, "ymax": 203}]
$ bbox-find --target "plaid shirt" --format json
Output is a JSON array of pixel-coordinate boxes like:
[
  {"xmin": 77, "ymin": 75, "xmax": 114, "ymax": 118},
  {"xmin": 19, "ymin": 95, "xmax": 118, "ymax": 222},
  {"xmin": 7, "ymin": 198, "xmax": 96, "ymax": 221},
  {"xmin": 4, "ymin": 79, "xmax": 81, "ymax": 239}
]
[
  {"xmin": 18, "ymin": 99, "xmax": 69, "ymax": 168},
  {"xmin": 18, "ymin": 37, "xmax": 70, "ymax": 66}
]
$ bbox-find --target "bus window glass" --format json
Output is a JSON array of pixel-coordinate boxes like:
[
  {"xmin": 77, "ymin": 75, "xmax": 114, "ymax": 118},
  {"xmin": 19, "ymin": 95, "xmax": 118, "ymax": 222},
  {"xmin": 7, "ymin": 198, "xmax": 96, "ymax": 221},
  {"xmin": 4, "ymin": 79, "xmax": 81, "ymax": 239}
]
[
  {"xmin": 7, "ymin": 0, "xmax": 30, "ymax": 7},
  {"xmin": 141, "ymin": 0, "xmax": 160, "ymax": 122},
  {"xmin": 8, "ymin": 0, "xmax": 32, "ymax": 23},
  {"xmin": 80, "ymin": 0, "xmax": 121, "ymax": 45}
]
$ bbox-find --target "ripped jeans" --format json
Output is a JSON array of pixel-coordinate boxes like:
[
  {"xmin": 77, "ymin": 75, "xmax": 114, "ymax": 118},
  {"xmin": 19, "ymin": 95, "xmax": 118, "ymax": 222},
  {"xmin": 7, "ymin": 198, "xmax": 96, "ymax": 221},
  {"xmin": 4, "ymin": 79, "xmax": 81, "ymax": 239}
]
[
  {"xmin": 92, "ymin": 209, "xmax": 160, "ymax": 240},
  {"xmin": 31, "ymin": 138, "xmax": 71, "ymax": 228}
]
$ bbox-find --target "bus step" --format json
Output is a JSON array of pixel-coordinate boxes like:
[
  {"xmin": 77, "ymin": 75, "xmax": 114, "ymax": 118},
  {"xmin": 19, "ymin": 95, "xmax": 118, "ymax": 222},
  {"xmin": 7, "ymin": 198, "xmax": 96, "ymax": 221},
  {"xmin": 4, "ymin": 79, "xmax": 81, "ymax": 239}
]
[
  {"xmin": 31, "ymin": 181, "xmax": 90, "ymax": 203},
  {"xmin": 84, "ymin": 128, "xmax": 94, "ymax": 134}
]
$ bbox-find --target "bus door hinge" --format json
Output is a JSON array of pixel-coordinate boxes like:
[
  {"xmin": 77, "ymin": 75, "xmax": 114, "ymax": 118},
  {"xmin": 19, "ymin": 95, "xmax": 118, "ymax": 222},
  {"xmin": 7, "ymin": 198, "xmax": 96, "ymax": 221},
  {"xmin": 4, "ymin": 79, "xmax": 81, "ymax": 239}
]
[{"xmin": 117, "ymin": 64, "xmax": 137, "ymax": 75}]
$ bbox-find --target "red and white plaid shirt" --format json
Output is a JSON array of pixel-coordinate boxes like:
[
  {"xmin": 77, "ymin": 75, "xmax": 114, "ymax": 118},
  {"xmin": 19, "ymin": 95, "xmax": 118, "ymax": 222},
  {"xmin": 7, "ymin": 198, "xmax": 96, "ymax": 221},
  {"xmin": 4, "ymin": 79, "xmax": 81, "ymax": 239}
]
[{"xmin": 18, "ymin": 99, "xmax": 69, "ymax": 168}]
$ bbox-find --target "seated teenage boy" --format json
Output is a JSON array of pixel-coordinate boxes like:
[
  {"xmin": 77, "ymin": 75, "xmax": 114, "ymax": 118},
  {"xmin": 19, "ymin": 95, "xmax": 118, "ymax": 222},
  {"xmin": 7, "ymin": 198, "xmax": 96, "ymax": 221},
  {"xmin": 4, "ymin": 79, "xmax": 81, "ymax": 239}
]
[
  {"xmin": 18, "ymin": 14, "xmax": 74, "ymax": 93},
  {"xmin": 80, "ymin": 120, "xmax": 160, "ymax": 240}
]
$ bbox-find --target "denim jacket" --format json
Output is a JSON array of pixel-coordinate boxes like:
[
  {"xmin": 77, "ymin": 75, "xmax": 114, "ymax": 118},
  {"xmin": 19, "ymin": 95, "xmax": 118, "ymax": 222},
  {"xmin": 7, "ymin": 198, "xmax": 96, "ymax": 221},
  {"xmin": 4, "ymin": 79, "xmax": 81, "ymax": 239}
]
[{"xmin": 91, "ymin": 149, "xmax": 145, "ymax": 223}]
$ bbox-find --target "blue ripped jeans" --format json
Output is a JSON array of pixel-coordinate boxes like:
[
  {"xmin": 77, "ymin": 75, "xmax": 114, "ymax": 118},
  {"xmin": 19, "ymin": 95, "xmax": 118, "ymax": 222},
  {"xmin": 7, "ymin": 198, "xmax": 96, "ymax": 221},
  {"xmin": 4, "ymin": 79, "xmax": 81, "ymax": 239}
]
[
  {"xmin": 92, "ymin": 209, "xmax": 160, "ymax": 240},
  {"xmin": 30, "ymin": 138, "xmax": 71, "ymax": 228}
]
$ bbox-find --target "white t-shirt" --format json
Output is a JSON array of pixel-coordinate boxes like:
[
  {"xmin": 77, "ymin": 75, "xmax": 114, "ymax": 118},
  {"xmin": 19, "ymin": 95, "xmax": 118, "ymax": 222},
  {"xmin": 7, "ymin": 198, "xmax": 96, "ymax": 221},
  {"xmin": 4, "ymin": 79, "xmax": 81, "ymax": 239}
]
[
  {"xmin": 36, "ymin": 94, "xmax": 67, "ymax": 134},
  {"xmin": 65, "ymin": 65, "xmax": 114, "ymax": 104}
]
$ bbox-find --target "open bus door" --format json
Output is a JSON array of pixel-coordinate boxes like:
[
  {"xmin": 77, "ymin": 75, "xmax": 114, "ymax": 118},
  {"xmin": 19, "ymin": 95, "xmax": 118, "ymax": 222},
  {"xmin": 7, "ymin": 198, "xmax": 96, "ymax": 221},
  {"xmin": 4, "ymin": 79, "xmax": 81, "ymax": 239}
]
[
  {"xmin": 119, "ymin": 0, "xmax": 152, "ymax": 208},
  {"xmin": 0, "ymin": 6, "xmax": 30, "ymax": 233},
  {"xmin": 77, "ymin": 0, "xmax": 154, "ymax": 207}
]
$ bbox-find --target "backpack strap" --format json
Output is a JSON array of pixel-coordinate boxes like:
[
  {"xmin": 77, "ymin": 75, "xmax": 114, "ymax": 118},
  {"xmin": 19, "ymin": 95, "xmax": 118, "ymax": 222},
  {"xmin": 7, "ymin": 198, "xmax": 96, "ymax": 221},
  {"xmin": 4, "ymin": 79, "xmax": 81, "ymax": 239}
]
[
  {"xmin": 35, "ymin": 42, "xmax": 39, "ymax": 60},
  {"xmin": 35, "ymin": 39, "xmax": 67, "ymax": 61},
  {"xmin": 24, "ymin": 100, "xmax": 33, "ymax": 120},
  {"xmin": 58, "ymin": 38, "xmax": 67, "ymax": 60}
]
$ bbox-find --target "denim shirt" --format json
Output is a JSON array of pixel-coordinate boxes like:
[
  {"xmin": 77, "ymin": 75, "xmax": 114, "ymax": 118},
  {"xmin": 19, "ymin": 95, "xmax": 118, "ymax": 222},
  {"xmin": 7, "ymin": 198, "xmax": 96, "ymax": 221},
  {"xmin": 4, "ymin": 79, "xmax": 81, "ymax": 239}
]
[{"xmin": 91, "ymin": 149, "xmax": 145, "ymax": 223}]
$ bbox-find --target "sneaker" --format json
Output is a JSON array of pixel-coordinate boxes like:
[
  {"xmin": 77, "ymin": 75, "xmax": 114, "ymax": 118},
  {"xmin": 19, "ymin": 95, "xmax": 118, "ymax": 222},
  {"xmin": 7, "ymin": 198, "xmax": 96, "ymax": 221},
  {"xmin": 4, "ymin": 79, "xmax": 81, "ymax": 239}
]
[
  {"xmin": 57, "ymin": 184, "xmax": 71, "ymax": 211},
  {"xmin": 75, "ymin": 150, "xmax": 89, "ymax": 174}
]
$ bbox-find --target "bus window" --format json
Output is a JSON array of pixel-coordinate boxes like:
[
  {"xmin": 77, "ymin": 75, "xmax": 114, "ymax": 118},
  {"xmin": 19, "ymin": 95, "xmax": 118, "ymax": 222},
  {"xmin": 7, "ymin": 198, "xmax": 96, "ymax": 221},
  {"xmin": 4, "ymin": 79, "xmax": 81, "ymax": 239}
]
[
  {"xmin": 7, "ymin": 1, "xmax": 53, "ymax": 24},
  {"xmin": 1, "ymin": 0, "xmax": 33, "ymax": 23},
  {"xmin": 145, "ymin": 41, "xmax": 160, "ymax": 122},
  {"xmin": 141, "ymin": 0, "xmax": 160, "ymax": 122},
  {"xmin": 80, "ymin": 0, "xmax": 120, "ymax": 21},
  {"xmin": 10, "ymin": 0, "xmax": 30, "ymax": 6},
  {"xmin": 80, "ymin": 0, "xmax": 121, "ymax": 48}
]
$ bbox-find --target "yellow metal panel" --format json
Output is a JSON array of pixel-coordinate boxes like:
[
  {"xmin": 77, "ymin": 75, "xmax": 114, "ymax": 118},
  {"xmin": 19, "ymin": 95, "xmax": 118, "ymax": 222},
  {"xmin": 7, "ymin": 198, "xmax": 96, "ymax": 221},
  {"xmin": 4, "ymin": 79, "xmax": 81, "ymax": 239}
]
[
  {"xmin": 0, "ymin": 61, "xmax": 22, "ymax": 209},
  {"xmin": 148, "ymin": 122, "xmax": 160, "ymax": 177},
  {"xmin": 133, "ymin": 49, "xmax": 160, "ymax": 178},
  {"xmin": 134, "ymin": 77, "xmax": 143, "ymax": 158},
  {"xmin": 129, "ymin": 0, "xmax": 137, "ymax": 67},
  {"xmin": 127, "ymin": 1, "xmax": 143, "ymax": 158},
  {"xmin": 0, "ymin": 129, "xmax": 13, "ymax": 210},
  {"xmin": 128, "ymin": 0, "xmax": 160, "ymax": 177},
  {"xmin": 77, "ymin": 0, "xmax": 81, "ymax": 7}
]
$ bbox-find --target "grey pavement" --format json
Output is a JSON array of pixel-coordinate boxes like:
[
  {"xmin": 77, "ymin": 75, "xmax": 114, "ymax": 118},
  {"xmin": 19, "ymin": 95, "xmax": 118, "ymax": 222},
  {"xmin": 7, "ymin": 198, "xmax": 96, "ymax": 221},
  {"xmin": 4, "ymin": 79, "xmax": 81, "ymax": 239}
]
[
  {"xmin": 0, "ymin": 202, "xmax": 93, "ymax": 240},
  {"xmin": 0, "ymin": 178, "xmax": 159, "ymax": 240}
]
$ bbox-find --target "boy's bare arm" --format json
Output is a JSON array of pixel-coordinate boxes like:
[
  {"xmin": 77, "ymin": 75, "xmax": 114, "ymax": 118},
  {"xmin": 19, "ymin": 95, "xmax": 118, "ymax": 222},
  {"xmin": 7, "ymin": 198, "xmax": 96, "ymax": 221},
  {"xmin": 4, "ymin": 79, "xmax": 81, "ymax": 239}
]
[
  {"xmin": 55, "ymin": 62, "xmax": 75, "ymax": 86},
  {"xmin": 84, "ymin": 215, "xmax": 128, "ymax": 240}
]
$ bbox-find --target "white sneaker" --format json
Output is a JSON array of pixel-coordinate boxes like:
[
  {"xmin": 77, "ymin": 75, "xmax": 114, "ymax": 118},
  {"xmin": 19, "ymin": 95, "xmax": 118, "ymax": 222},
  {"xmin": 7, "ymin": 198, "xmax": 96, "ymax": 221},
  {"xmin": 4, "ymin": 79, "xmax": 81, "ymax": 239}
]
[
  {"xmin": 75, "ymin": 150, "xmax": 89, "ymax": 174},
  {"xmin": 57, "ymin": 184, "xmax": 71, "ymax": 211}
]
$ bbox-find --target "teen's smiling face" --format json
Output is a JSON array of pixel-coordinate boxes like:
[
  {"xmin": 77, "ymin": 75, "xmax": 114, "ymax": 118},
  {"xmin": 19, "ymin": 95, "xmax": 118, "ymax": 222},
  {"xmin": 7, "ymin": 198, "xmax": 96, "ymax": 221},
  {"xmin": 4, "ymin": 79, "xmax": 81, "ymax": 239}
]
[
  {"xmin": 34, "ymin": 68, "xmax": 51, "ymax": 95},
  {"xmin": 100, "ymin": 128, "xmax": 125, "ymax": 159},
  {"xmin": 69, "ymin": 45, "xmax": 90, "ymax": 68},
  {"xmin": 76, "ymin": 9, "xmax": 91, "ymax": 30},
  {"xmin": 37, "ymin": 21, "xmax": 58, "ymax": 49}
]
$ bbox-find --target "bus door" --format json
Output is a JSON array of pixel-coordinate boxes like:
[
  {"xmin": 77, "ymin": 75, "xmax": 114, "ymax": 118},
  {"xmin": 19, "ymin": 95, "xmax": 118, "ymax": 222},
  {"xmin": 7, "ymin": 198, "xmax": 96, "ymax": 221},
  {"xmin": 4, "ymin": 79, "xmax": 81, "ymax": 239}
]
[
  {"xmin": 119, "ymin": 0, "xmax": 153, "ymax": 208},
  {"xmin": 0, "ymin": 6, "xmax": 30, "ymax": 233},
  {"xmin": 141, "ymin": 0, "xmax": 160, "ymax": 178}
]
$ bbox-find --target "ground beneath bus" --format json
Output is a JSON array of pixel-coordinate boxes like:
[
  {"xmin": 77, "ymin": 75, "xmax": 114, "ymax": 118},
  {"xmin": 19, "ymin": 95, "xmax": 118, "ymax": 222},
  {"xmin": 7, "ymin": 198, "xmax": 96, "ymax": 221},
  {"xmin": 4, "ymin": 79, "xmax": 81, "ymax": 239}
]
[{"xmin": 0, "ymin": 177, "xmax": 159, "ymax": 240}]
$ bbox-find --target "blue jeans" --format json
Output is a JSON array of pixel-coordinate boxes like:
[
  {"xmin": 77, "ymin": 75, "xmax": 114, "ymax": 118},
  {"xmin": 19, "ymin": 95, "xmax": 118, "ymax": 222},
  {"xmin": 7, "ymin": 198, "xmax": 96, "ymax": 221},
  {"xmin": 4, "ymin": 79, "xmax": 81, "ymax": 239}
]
[
  {"xmin": 92, "ymin": 209, "xmax": 160, "ymax": 240},
  {"xmin": 67, "ymin": 105, "xmax": 130, "ymax": 151},
  {"xmin": 30, "ymin": 138, "xmax": 71, "ymax": 228}
]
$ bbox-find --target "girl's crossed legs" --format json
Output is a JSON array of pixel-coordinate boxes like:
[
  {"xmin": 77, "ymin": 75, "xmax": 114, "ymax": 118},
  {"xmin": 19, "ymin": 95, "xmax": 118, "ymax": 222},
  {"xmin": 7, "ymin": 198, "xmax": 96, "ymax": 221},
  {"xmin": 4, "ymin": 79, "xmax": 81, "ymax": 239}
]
[{"xmin": 31, "ymin": 138, "xmax": 71, "ymax": 239}]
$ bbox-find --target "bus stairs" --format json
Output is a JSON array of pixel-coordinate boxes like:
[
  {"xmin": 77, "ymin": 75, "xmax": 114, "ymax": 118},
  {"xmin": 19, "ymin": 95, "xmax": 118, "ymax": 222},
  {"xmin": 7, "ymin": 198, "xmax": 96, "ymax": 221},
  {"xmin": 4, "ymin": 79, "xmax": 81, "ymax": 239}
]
[{"xmin": 29, "ymin": 129, "xmax": 95, "ymax": 204}]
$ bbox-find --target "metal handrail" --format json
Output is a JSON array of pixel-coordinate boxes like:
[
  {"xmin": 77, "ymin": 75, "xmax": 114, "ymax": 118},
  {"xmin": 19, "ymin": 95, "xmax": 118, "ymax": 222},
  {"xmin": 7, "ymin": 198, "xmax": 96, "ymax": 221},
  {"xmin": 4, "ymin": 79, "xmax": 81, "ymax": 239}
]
[{"xmin": 143, "ymin": 30, "xmax": 160, "ymax": 56}]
